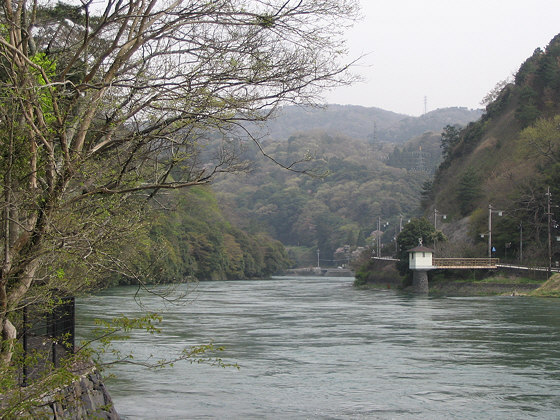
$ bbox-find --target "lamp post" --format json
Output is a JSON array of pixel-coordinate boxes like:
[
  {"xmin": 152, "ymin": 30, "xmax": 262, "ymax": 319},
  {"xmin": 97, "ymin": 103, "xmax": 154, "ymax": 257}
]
[
  {"xmin": 488, "ymin": 204, "xmax": 503, "ymax": 258},
  {"xmin": 434, "ymin": 208, "xmax": 446, "ymax": 231},
  {"xmin": 433, "ymin": 208, "xmax": 446, "ymax": 250},
  {"xmin": 376, "ymin": 217, "xmax": 389, "ymax": 258},
  {"xmin": 377, "ymin": 217, "xmax": 380, "ymax": 258},
  {"xmin": 546, "ymin": 187, "xmax": 552, "ymax": 277},
  {"xmin": 519, "ymin": 221, "xmax": 523, "ymax": 264}
]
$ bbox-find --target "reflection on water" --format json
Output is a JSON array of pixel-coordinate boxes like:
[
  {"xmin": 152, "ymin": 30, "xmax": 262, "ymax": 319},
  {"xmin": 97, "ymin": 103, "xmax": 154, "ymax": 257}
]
[{"xmin": 77, "ymin": 277, "xmax": 560, "ymax": 419}]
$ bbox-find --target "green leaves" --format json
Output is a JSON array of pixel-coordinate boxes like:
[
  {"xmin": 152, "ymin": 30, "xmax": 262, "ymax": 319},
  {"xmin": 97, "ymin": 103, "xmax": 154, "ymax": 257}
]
[{"xmin": 456, "ymin": 168, "xmax": 482, "ymax": 216}]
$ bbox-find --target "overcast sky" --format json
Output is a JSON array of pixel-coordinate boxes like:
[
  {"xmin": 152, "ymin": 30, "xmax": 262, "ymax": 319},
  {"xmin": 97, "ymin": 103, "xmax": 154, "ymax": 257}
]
[{"xmin": 325, "ymin": 0, "xmax": 560, "ymax": 116}]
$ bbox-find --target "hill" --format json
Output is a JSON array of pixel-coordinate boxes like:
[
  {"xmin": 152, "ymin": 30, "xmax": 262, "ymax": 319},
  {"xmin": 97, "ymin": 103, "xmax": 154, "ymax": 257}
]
[
  {"xmin": 426, "ymin": 33, "xmax": 560, "ymax": 265},
  {"xmin": 254, "ymin": 104, "xmax": 482, "ymax": 144},
  {"xmin": 213, "ymin": 106, "xmax": 482, "ymax": 267}
]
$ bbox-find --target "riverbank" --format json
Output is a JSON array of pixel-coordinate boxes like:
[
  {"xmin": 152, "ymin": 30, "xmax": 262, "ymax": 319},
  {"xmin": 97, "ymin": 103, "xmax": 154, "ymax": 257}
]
[
  {"xmin": 427, "ymin": 277, "xmax": 542, "ymax": 296},
  {"xmin": 528, "ymin": 273, "xmax": 560, "ymax": 297},
  {"xmin": 354, "ymin": 258, "xmax": 558, "ymax": 296},
  {"xmin": 284, "ymin": 267, "xmax": 354, "ymax": 277}
]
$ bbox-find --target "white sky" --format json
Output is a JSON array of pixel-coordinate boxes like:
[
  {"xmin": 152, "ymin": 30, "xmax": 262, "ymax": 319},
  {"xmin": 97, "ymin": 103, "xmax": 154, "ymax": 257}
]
[{"xmin": 325, "ymin": 0, "xmax": 560, "ymax": 116}]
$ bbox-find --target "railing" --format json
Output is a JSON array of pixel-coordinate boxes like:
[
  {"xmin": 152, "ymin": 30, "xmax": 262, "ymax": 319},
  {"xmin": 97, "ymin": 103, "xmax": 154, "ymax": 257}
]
[
  {"xmin": 432, "ymin": 258, "xmax": 499, "ymax": 268},
  {"xmin": 20, "ymin": 297, "xmax": 75, "ymax": 386}
]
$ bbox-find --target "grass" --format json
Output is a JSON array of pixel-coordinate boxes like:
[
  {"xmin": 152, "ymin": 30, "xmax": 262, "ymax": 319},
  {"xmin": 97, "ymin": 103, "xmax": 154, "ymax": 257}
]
[
  {"xmin": 473, "ymin": 276, "xmax": 543, "ymax": 285},
  {"xmin": 528, "ymin": 273, "xmax": 560, "ymax": 297}
]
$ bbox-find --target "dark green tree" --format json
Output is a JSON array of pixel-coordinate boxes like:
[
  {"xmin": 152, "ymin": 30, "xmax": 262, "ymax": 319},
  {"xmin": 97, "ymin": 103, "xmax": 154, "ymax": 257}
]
[
  {"xmin": 440, "ymin": 124, "xmax": 462, "ymax": 159},
  {"xmin": 457, "ymin": 168, "xmax": 483, "ymax": 216},
  {"xmin": 515, "ymin": 86, "xmax": 541, "ymax": 127},
  {"xmin": 420, "ymin": 180, "xmax": 433, "ymax": 209}
]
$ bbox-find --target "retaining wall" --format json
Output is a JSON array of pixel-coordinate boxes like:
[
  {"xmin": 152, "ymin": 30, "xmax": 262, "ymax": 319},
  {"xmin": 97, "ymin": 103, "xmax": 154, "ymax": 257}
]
[{"xmin": 24, "ymin": 368, "xmax": 120, "ymax": 419}]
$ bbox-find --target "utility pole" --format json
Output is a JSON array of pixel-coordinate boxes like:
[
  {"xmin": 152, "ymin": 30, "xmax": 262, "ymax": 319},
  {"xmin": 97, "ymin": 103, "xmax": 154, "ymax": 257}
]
[
  {"xmin": 519, "ymin": 221, "xmax": 523, "ymax": 264},
  {"xmin": 488, "ymin": 204, "xmax": 503, "ymax": 258},
  {"xmin": 547, "ymin": 187, "xmax": 552, "ymax": 277},
  {"xmin": 434, "ymin": 208, "xmax": 446, "ymax": 231},
  {"xmin": 488, "ymin": 205, "xmax": 492, "ymax": 258},
  {"xmin": 377, "ymin": 216, "xmax": 381, "ymax": 258}
]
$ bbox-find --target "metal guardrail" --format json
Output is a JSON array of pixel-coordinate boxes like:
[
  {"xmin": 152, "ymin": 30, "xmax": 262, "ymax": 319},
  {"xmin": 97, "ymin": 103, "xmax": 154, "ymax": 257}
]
[
  {"xmin": 433, "ymin": 258, "xmax": 499, "ymax": 268},
  {"xmin": 497, "ymin": 263, "xmax": 560, "ymax": 273},
  {"xmin": 21, "ymin": 297, "xmax": 75, "ymax": 386}
]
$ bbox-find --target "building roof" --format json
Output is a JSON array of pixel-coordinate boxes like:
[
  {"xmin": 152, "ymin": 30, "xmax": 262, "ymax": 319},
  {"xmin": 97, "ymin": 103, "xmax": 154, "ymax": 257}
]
[{"xmin": 407, "ymin": 245, "xmax": 435, "ymax": 253}]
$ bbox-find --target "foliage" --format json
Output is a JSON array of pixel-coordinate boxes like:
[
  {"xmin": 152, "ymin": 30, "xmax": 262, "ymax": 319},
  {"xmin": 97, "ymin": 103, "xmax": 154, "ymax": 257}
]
[
  {"xmin": 0, "ymin": 311, "xmax": 238, "ymax": 417},
  {"xmin": 456, "ymin": 168, "xmax": 483, "ymax": 216},
  {"xmin": 0, "ymin": 0, "xmax": 361, "ymax": 371},
  {"xmin": 440, "ymin": 125, "xmax": 462, "ymax": 160},
  {"xmin": 515, "ymin": 85, "xmax": 540, "ymax": 127},
  {"xmin": 480, "ymin": 78, "xmax": 513, "ymax": 107},
  {"xmin": 420, "ymin": 180, "xmax": 433, "ymax": 210},
  {"xmin": 213, "ymin": 131, "xmax": 430, "ymax": 266},
  {"xmin": 428, "ymin": 32, "xmax": 560, "ymax": 265},
  {"xmin": 101, "ymin": 187, "xmax": 291, "ymax": 285},
  {"xmin": 395, "ymin": 218, "xmax": 439, "ymax": 276},
  {"xmin": 518, "ymin": 115, "xmax": 560, "ymax": 163}
]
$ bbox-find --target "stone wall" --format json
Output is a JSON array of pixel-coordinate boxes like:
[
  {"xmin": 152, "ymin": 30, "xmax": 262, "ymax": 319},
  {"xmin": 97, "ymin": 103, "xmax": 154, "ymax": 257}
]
[{"xmin": 26, "ymin": 368, "xmax": 120, "ymax": 419}]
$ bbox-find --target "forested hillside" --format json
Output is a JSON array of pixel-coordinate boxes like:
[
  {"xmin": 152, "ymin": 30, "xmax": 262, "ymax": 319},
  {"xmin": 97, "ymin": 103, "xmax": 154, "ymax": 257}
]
[
  {"xmin": 105, "ymin": 104, "xmax": 480, "ymax": 281},
  {"xmin": 213, "ymin": 106, "xmax": 481, "ymax": 267},
  {"xmin": 425, "ymin": 33, "xmax": 560, "ymax": 265},
  {"xmin": 108, "ymin": 187, "xmax": 290, "ymax": 285}
]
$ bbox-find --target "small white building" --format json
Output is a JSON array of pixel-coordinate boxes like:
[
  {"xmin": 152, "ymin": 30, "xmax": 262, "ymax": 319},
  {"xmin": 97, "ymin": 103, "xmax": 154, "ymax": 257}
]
[{"xmin": 407, "ymin": 244, "xmax": 435, "ymax": 270}]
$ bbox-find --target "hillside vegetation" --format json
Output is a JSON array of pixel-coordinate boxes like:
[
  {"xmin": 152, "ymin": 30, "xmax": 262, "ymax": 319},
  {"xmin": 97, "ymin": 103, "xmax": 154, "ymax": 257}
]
[
  {"xmin": 108, "ymin": 187, "xmax": 290, "ymax": 284},
  {"xmin": 426, "ymin": 33, "xmax": 560, "ymax": 265},
  {"xmin": 213, "ymin": 106, "xmax": 481, "ymax": 267}
]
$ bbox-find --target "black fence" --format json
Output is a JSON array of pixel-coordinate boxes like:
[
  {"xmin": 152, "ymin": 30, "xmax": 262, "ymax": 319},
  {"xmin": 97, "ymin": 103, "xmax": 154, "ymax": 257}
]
[{"xmin": 20, "ymin": 297, "xmax": 75, "ymax": 386}]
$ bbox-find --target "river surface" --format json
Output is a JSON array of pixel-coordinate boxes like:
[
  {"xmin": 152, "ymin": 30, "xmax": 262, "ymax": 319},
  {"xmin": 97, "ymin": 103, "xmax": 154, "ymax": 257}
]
[{"xmin": 76, "ymin": 276, "xmax": 560, "ymax": 419}]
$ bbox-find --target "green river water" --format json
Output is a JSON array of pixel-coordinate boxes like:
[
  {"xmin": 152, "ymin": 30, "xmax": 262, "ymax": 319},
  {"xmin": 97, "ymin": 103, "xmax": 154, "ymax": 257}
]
[{"xmin": 77, "ymin": 276, "xmax": 560, "ymax": 419}]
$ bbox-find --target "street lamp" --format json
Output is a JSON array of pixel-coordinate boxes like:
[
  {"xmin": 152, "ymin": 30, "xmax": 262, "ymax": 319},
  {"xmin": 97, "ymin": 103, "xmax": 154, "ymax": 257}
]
[
  {"xmin": 376, "ymin": 217, "xmax": 389, "ymax": 258},
  {"xmin": 434, "ymin": 208, "xmax": 446, "ymax": 231},
  {"xmin": 488, "ymin": 204, "xmax": 503, "ymax": 258},
  {"xmin": 547, "ymin": 187, "xmax": 552, "ymax": 277},
  {"xmin": 433, "ymin": 208, "xmax": 446, "ymax": 250},
  {"xmin": 519, "ymin": 221, "xmax": 523, "ymax": 264}
]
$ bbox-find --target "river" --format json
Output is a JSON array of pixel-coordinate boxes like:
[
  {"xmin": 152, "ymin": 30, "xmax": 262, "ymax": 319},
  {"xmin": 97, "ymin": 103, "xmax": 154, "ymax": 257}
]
[{"xmin": 76, "ymin": 276, "xmax": 560, "ymax": 419}]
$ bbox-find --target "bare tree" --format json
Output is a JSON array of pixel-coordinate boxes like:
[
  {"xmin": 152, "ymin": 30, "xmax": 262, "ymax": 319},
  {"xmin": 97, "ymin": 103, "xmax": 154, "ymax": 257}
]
[{"xmin": 0, "ymin": 0, "xmax": 359, "ymax": 365}]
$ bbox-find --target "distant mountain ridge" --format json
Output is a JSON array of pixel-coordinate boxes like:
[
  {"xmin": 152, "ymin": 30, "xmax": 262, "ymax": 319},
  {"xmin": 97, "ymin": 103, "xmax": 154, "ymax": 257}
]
[{"xmin": 257, "ymin": 104, "xmax": 483, "ymax": 143}]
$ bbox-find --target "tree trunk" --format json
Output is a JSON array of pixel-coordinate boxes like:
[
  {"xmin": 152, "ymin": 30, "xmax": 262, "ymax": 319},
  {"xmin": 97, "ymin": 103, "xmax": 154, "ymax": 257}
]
[{"xmin": 0, "ymin": 318, "xmax": 16, "ymax": 366}]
